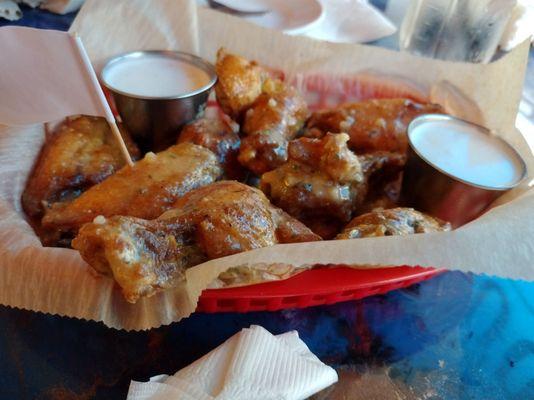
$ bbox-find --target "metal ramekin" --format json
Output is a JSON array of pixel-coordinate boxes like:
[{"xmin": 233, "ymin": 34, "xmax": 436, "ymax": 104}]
[
  {"xmin": 401, "ymin": 114, "xmax": 527, "ymax": 228},
  {"xmin": 100, "ymin": 50, "xmax": 217, "ymax": 152}
]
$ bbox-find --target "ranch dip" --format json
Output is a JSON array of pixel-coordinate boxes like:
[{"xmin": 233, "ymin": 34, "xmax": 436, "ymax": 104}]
[
  {"xmin": 103, "ymin": 53, "xmax": 211, "ymax": 98},
  {"xmin": 409, "ymin": 118, "xmax": 524, "ymax": 189}
]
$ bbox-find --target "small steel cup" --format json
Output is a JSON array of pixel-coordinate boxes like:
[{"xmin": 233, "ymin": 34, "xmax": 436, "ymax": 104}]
[
  {"xmin": 100, "ymin": 50, "xmax": 217, "ymax": 152},
  {"xmin": 401, "ymin": 114, "xmax": 527, "ymax": 227}
]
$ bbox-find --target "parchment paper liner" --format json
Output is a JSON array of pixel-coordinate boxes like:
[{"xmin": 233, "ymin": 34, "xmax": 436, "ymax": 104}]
[{"xmin": 0, "ymin": 0, "xmax": 532, "ymax": 330}]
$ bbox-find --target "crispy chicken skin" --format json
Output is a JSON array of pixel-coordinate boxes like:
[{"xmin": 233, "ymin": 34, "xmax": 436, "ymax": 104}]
[
  {"xmin": 73, "ymin": 216, "xmax": 207, "ymax": 302},
  {"xmin": 214, "ymin": 48, "xmax": 265, "ymax": 119},
  {"xmin": 72, "ymin": 181, "xmax": 320, "ymax": 302},
  {"xmin": 305, "ymin": 99, "xmax": 444, "ymax": 154},
  {"xmin": 42, "ymin": 143, "xmax": 222, "ymax": 239},
  {"xmin": 336, "ymin": 207, "xmax": 451, "ymax": 239},
  {"xmin": 260, "ymin": 133, "xmax": 405, "ymax": 230},
  {"xmin": 22, "ymin": 116, "xmax": 140, "ymax": 219},
  {"xmin": 177, "ymin": 115, "xmax": 244, "ymax": 179},
  {"xmin": 239, "ymin": 78, "xmax": 309, "ymax": 175}
]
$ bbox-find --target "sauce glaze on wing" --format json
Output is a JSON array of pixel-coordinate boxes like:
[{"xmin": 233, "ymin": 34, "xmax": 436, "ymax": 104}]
[
  {"xmin": 214, "ymin": 48, "xmax": 265, "ymax": 119},
  {"xmin": 261, "ymin": 133, "xmax": 364, "ymax": 223},
  {"xmin": 238, "ymin": 79, "xmax": 309, "ymax": 175},
  {"xmin": 305, "ymin": 98, "xmax": 444, "ymax": 154},
  {"xmin": 261, "ymin": 133, "xmax": 405, "ymax": 237},
  {"xmin": 177, "ymin": 115, "xmax": 244, "ymax": 180},
  {"xmin": 22, "ymin": 116, "xmax": 140, "ymax": 219},
  {"xmin": 214, "ymin": 50, "xmax": 308, "ymax": 175},
  {"xmin": 42, "ymin": 142, "xmax": 222, "ymax": 239}
]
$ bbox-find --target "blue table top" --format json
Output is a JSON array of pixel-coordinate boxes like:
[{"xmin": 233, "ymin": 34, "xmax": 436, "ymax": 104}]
[
  {"xmin": 1, "ymin": 272, "xmax": 532, "ymax": 399},
  {"xmin": 0, "ymin": 4, "xmax": 533, "ymax": 400}
]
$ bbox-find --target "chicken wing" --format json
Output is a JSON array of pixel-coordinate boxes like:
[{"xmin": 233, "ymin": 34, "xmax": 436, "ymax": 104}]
[
  {"xmin": 305, "ymin": 99, "xmax": 444, "ymax": 154},
  {"xmin": 214, "ymin": 48, "xmax": 265, "ymax": 119},
  {"xmin": 42, "ymin": 142, "xmax": 222, "ymax": 242},
  {"xmin": 22, "ymin": 116, "xmax": 140, "ymax": 220},
  {"xmin": 239, "ymin": 78, "xmax": 309, "ymax": 175},
  {"xmin": 177, "ymin": 114, "xmax": 244, "ymax": 179},
  {"xmin": 214, "ymin": 49, "xmax": 308, "ymax": 175},
  {"xmin": 72, "ymin": 181, "xmax": 321, "ymax": 302},
  {"xmin": 260, "ymin": 133, "xmax": 405, "ymax": 236},
  {"xmin": 336, "ymin": 207, "xmax": 451, "ymax": 239}
]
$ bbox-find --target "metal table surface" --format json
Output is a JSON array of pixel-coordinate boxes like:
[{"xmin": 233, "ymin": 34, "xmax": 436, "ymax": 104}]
[{"xmin": 0, "ymin": 4, "xmax": 533, "ymax": 400}]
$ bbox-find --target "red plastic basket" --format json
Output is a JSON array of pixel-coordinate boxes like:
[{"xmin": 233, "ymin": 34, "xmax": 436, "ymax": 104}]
[{"xmin": 197, "ymin": 266, "xmax": 444, "ymax": 313}]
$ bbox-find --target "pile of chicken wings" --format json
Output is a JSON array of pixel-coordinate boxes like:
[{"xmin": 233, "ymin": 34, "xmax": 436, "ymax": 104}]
[{"xmin": 23, "ymin": 49, "xmax": 450, "ymax": 302}]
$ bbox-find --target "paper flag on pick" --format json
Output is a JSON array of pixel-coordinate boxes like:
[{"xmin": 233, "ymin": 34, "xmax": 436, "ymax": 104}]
[{"xmin": 0, "ymin": 26, "xmax": 111, "ymax": 126}]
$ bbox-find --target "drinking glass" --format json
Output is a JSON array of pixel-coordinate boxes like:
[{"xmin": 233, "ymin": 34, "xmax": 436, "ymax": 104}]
[{"xmin": 399, "ymin": 0, "xmax": 516, "ymax": 63}]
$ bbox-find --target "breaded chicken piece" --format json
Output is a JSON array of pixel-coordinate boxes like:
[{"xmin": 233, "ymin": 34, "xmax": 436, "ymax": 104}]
[
  {"xmin": 336, "ymin": 207, "xmax": 451, "ymax": 239},
  {"xmin": 260, "ymin": 133, "xmax": 405, "ymax": 228},
  {"xmin": 177, "ymin": 115, "xmax": 244, "ymax": 179},
  {"xmin": 214, "ymin": 48, "xmax": 265, "ymax": 119},
  {"xmin": 305, "ymin": 99, "xmax": 444, "ymax": 154},
  {"xmin": 214, "ymin": 49, "xmax": 308, "ymax": 175},
  {"xmin": 42, "ymin": 143, "xmax": 222, "ymax": 240},
  {"xmin": 72, "ymin": 181, "xmax": 321, "ymax": 302},
  {"xmin": 22, "ymin": 116, "xmax": 139, "ymax": 219},
  {"xmin": 239, "ymin": 78, "xmax": 309, "ymax": 175}
]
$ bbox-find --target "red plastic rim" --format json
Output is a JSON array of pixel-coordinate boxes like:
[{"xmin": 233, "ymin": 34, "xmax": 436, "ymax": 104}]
[{"xmin": 196, "ymin": 266, "xmax": 445, "ymax": 313}]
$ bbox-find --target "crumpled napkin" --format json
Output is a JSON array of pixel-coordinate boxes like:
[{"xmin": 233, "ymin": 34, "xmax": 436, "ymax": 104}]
[
  {"xmin": 197, "ymin": 0, "xmax": 396, "ymax": 43},
  {"xmin": 305, "ymin": 0, "xmax": 396, "ymax": 43},
  {"xmin": 126, "ymin": 325, "xmax": 338, "ymax": 400}
]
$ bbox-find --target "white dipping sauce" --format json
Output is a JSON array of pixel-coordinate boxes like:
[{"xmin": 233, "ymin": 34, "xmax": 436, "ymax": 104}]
[
  {"xmin": 104, "ymin": 54, "xmax": 211, "ymax": 98},
  {"xmin": 409, "ymin": 119, "xmax": 524, "ymax": 189}
]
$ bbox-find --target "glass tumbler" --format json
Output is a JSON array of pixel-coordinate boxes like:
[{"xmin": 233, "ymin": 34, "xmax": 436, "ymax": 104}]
[{"xmin": 399, "ymin": 0, "xmax": 516, "ymax": 63}]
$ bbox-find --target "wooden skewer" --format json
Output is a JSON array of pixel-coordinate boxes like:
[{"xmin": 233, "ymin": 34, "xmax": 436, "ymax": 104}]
[
  {"xmin": 108, "ymin": 120, "xmax": 134, "ymax": 166},
  {"xmin": 70, "ymin": 32, "xmax": 134, "ymax": 167}
]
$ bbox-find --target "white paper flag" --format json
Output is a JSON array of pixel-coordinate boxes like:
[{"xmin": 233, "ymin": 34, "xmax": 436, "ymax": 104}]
[{"xmin": 0, "ymin": 26, "xmax": 110, "ymax": 126}]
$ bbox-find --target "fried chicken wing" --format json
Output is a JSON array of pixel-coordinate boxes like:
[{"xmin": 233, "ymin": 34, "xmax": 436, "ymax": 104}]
[
  {"xmin": 350, "ymin": 151, "xmax": 406, "ymax": 216},
  {"xmin": 359, "ymin": 151, "xmax": 406, "ymax": 192},
  {"xmin": 72, "ymin": 181, "xmax": 321, "ymax": 302},
  {"xmin": 336, "ymin": 207, "xmax": 451, "ymax": 239},
  {"xmin": 42, "ymin": 143, "xmax": 222, "ymax": 241},
  {"xmin": 22, "ymin": 116, "xmax": 140, "ymax": 219},
  {"xmin": 177, "ymin": 115, "xmax": 244, "ymax": 179},
  {"xmin": 260, "ymin": 133, "xmax": 405, "ymax": 235},
  {"xmin": 239, "ymin": 78, "xmax": 309, "ymax": 175},
  {"xmin": 214, "ymin": 48, "xmax": 265, "ymax": 119},
  {"xmin": 356, "ymin": 191, "xmax": 401, "ymax": 215},
  {"xmin": 305, "ymin": 99, "xmax": 444, "ymax": 154},
  {"xmin": 261, "ymin": 133, "xmax": 363, "ymax": 223},
  {"xmin": 214, "ymin": 49, "xmax": 308, "ymax": 175}
]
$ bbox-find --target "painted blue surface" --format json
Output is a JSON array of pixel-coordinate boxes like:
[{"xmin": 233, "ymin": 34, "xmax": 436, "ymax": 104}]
[
  {"xmin": 0, "ymin": 4, "xmax": 75, "ymax": 30},
  {"xmin": 0, "ymin": 272, "xmax": 532, "ymax": 399},
  {"xmin": 0, "ymin": 5, "xmax": 533, "ymax": 400}
]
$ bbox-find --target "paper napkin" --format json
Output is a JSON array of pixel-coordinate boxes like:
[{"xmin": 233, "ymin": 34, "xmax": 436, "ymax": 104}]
[
  {"xmin": 197, "ymin": 0, "xmax": 396, "ymax": 44},
  {"xmin": 305, "ymin": 0, "xmax": 396, "ymax": 43},
  {"xmin": 126, "ymin": 325, "xmax": 338, "ymax": 400}
]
